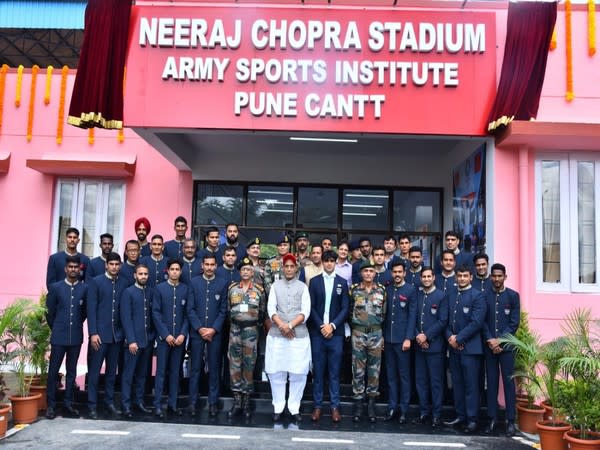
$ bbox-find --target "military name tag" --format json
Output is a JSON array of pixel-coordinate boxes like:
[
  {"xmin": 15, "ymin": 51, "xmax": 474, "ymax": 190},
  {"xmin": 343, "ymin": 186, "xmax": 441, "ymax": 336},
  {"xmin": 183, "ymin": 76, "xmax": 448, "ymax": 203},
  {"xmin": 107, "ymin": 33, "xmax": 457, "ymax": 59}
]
[{"xmin": 240, "ymin": 304, "xmax": 249, "ymax": 313}]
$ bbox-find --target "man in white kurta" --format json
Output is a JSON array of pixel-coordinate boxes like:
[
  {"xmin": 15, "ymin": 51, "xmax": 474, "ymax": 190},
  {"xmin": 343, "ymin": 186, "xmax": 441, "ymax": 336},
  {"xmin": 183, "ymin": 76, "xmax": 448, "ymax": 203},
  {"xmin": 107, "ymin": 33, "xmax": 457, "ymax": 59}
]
[{"xmin": 265, "ymin": 253, "xmax": 312, "ymax": 422}]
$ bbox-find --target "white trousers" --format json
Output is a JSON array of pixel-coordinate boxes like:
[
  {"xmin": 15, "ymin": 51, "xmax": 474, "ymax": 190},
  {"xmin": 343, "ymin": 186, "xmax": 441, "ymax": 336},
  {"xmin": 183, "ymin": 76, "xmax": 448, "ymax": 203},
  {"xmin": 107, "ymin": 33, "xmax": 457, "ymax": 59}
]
[{"xmin": 268, "ymin": 371, "xmax": 307, "ymax": 414}]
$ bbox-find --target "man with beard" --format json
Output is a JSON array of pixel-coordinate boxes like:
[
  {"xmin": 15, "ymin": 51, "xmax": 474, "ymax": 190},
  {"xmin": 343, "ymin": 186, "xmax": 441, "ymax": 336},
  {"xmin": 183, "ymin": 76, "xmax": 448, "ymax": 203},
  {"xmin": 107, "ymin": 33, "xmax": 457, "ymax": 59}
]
[
  {"xmin": 406, "ymin": 246, "xmax": 424, "ymax": 288},
  {"xmin": 45, "ymin": 255, "xmax": 87, "ymax": 420},
  {"xmin": 46, "ymin": 227, "xmax": 90, "ymax": 288},
  {"xmin": 120, "ymin": 264, "xmax": 155, "ymax": 417},
  {"xmin": 351, "ymin": 237, "xmax": 372, "ymax": 283},
  {"xmin": 482, "ymin": 263, "xmax": 520, "ymax": 437},
  {"xmin": 87, "ymin": 252, "xmax": 128, "ymax": 419},
  {"xmin": 218, "ymin": 223, "xmax": 247, "ymax": 262},
  {"xmin": 383, "ymin": 261, "xmax": 416, "ymax": 424},
  {"xmin": 435, "ymin": 231, "xmax": 474, "ymax": 275},
  {"xmin": 181, "ymin": 239, "xmax": 202, "ymax": 285},
  {"xmin": 164, "ymin": 216, "xmax": 189, "ymax": 260},
  {"xmin": 246, "ymin": 237, "xmax": 265, "ymax": 287},
  {"xmin": 187, "ymin": 254, "xmax": 229, "ymax": 417},
  {"xmin": 294, "ymin": 232, "xmax": 311, "ymax": 268},
  {"xmin": 88, "ymin": 233, "xmax": 114, "ymax": 279},
  {"xmin": 135, "ymin": 217, "xmax": 152, "ymax": 257},
  {"xmin": 383, "ymin": 235, "xmax": 399, "ymax": 269}
]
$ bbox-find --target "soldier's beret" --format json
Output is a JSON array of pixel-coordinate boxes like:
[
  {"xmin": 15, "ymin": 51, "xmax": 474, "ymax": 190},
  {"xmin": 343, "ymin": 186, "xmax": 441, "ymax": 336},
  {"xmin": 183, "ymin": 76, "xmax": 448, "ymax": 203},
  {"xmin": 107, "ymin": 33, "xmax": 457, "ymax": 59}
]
[
  {"xmin": 246, "ymin": 237, "xmax": 261, "ymax": 249},
  {"xmin": 237, "ymin": 257, "xmax": 253, "ymax": 270},
  {"xmin": 277, "ymin": 233, "xmax": 291, "ymax": 245},
  {"xmin": 360, "ymin": 260, "xmax": 375, "ymax": 271},
  {"xmin": 295, "ymin": 231, "xmax": 309, "ymax": 241}
]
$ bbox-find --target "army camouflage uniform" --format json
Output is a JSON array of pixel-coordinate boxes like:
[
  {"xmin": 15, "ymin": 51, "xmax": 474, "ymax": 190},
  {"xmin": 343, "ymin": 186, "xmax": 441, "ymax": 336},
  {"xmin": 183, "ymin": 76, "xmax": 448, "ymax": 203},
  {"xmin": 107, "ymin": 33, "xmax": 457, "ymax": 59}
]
[
  {"xmin": 251, "ymin": 263, "xmax": 265, "ymax": 288},
  {"xmin": 349, "ymin": 282, "xmax": 386, "ymax": 399},
  {"xmin": 264, "ymin": 256, "xmax": 284, "ymax": 294},
  {"xmin": 228, "ymin": 281, "xmax": 266, "ymax": 395}
]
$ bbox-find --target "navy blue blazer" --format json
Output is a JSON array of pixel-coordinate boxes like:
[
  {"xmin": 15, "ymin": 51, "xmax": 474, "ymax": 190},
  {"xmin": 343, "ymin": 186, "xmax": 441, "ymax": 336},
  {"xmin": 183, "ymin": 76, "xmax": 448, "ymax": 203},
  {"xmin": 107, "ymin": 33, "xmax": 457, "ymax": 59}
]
[
  {"xmin": 152, "ymin": 281, "xmax": 190, "ymax": 340},
  {"xmin": 435, "ymin": 273, "xmax": 457, "ymax": 294},
  {"xmin": 216, "ymin": 265, "xmax": 241, "ymax": 285},
  {"xmin": 308, "ymin": 273, "xmax": 349, "ymax": 338},
  {"xmin": 88, "ymin": 256, "xmax": 107, "ymax": 279},
  {"xmin": 406, "ymin": 268, "xmax": 423, "ymax": 288},
  {"xmin": 181, "ymin": 257, "xmax": 203, "ymax": 285},
  {"xmin": 139, "ymin": 255, "xmax": 168, "ymax": 288},
  {"xmin": 187, "ymin": 275, "xmax": 228, "ymax": 338},
  {"xmin": 384, "ymin": 282, "xmax": 417, "ymax": 344},
  {"xmin": 415, "ymin": 287, "xmax": 448, "ymax": 353},
  {"xmin": 86, "ymin": 274, "xmax": 128, "ymax": 343},
  {"xmin": 446, "ymin": 286, "xmax": 486, "ymax": 354},
  {"xmin": 120, "ymin": 284, "xmax": 156, "ymax": 348},
  {"xmin": 46, "ymin": 280, "xmax": 87, "ymax": 346},
  {"xmin": 435, "ymin": 250, "xmax": 474, "ymax": 274},
  {"xmin": 46, "ymin": 251, "xmax": 91, "ymax": 288},
  {"xmin": 473, "ymin": 275, "xmax": 492, "ymax": 294},
  {"xmin": 482, "ymin": 287, "xmax": 520, "ymax": 342},
  {"xmin": 164, "ymin": 239, "xmax": 185, "ymax": 260},
  {"xmin": 218, "ymin": 242, "xmax": 247, "ymax": 263},
  {"xmin": 119, "ymin": 261, "xmax": 138, "ymax": 287}
]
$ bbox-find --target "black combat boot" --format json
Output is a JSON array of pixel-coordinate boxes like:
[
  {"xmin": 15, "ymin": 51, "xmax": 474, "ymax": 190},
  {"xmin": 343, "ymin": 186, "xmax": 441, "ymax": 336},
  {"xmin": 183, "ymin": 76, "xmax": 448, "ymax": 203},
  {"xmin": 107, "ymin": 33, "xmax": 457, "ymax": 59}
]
[
  {"xmin": 367, "ymin": 397, "xmax": 377, "ymax": 423},
  {"xmin": 242, "ymin": 394, "xmax": 252, "ymax": 419},
  {"xmin": 352, "ymin": 399, "xmax": 364, "ymax": 423},
  {"xmin": 227, "ymin": 393, "xmax": 242, "ymax": 418}
]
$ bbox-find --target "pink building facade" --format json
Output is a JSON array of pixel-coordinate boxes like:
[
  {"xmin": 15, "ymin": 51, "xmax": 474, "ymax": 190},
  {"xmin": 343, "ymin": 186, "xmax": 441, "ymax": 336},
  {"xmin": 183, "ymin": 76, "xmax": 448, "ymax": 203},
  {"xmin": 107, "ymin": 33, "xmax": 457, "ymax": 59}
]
[{"xmin": 0, "ymin": 0, "xmax": 599, "ymax": 346}]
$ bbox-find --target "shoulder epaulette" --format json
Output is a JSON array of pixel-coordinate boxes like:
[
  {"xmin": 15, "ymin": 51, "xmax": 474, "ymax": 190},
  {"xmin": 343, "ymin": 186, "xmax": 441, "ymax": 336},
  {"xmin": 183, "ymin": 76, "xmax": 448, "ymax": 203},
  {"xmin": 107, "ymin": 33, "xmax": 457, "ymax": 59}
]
[
  {"xmin": 350, "ymin": 283, "xmax": 359, "ymax": 290},
  {"xmin": 255, "ymin": 284, "xmax": 264, "ymax": 292},
  {"xmin": 228, "ymin": 281, "xmax": 240, "ymax": 289}
]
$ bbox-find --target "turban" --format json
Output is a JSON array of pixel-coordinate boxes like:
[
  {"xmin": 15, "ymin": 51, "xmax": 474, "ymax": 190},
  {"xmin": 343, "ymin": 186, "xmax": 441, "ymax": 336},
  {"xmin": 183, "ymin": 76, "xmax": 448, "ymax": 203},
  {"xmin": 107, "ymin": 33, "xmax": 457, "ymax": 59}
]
[{"xmin": 134, "ymin": 217, "xmax": 151, "ymax": 233}]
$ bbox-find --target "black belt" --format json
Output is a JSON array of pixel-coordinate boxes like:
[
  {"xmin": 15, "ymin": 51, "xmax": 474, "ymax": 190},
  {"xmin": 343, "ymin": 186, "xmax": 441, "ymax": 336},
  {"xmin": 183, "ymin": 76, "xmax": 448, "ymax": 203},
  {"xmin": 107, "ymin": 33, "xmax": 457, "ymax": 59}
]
[
  {"xmin": 352, "ymin": 324, "xmax": 382, "ymax": 334},
  {"xmin": 232, "ymin": 320, "xmax": 259, "ymax": 328}
]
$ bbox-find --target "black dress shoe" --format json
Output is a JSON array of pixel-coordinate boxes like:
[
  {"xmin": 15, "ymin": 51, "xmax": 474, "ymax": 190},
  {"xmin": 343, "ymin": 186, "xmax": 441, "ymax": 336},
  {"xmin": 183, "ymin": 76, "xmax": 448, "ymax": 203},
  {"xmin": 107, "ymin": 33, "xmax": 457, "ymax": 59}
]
[
  {"xmin": 46, "ymin": 407, "xmax": 56, "ymax": 420},
  {"xmin": 106, "ymin": 404, "xmax": 121, "ymax": 416},
  {"xmin": 384, "ymin": 409, "xmax": 397, "ymax": 422},
  {"xmin": 89, "ymin": 408, "xmax": 98, "ymax": 420},
  {"xmin": 64, "ymin": 405, "xmax": 80, "ymax": 417},
  {"xmin": 135, "ymin": 403, "xmax": 151, "ymax": 414},
  {"xmin": 484, "ymin": 419, "xmax": 497, "ymax": 434},
  {"xmin": 292, "ymin": 413, "xmax": 302, "ymax": 422},
  {"xmin": 398, "ymin": 414, "xmax": 407, "ymax": 424},
  {"xmin": 413, "ymin": 415, "xmax": 430, "ymax": 425},
  {"xmin": 272, "ymin": 412, "xmax": 282, "ymax": 422},
  {"xmin": 431, "ymin": 417, "xmax": 442, "ymax": 428},
  {"xmin": 123, "ymin": 409, "xmax": 133, "ymax": 419},
  {"xmin": 168, "ymin": 406, "xmax": 182, "ymax": 416},
  {"xmin": 444, "ymin": 417, "xmax": 464, "ymax": 427},
  {"xmin": 154, "ymin": 408, "xmax": 165, "ymax": 419},
  {"xmin": 187, "ymin": 405, "xmax": 197, "ymax": 417},
  {"xmin": 208, "ymin": 404, "xmax": 218, "ymax": 417},
  {"xmin": 463, "ymin": 421, "xmax": 478, "ymax": 434},
  {"xmin": 506, "ymin": 421, "xmax": 516, "ymax": 437}
]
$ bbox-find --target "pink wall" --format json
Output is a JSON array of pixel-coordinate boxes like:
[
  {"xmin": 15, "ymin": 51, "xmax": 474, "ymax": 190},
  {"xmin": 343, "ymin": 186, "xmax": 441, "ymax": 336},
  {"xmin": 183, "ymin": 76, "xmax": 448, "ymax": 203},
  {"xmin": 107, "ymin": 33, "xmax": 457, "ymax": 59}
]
[
  {"xmin": 0, "ymin": 70, "xmax": 192, "ymax": 307},
  {"xmin": 493, "ymin": 6, "xmax": 600, "ymax": 340}
]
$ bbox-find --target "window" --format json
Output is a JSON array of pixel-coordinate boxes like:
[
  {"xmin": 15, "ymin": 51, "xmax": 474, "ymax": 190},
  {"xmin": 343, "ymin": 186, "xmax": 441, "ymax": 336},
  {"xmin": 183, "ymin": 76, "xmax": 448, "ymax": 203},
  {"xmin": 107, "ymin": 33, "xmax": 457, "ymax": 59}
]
[
  {"xmin": 536, "ymin": 154, "xmax": 600, "ymax": 292},
  {"xmin": 52, "ymin": 179, "xmax": 126, "ymax": 256},
  {"xmin": 193, "ymin": 182, "xmax": 443, "ymax": 263}
]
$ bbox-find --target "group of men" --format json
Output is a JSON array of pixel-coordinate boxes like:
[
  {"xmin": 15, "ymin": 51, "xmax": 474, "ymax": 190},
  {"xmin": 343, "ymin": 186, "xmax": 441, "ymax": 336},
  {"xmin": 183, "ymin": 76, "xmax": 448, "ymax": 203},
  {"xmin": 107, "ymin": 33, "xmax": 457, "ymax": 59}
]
[{"xmin": 44, "ymin": 218, "xmax": 521, "ymax": 437}]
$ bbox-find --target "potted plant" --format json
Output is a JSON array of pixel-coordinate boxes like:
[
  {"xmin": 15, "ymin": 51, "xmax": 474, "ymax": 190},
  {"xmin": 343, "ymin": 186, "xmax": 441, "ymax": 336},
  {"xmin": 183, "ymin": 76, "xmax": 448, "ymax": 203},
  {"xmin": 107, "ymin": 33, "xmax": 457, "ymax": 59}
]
[
  {"xmin": 24, "ymin": 292, "xmax": 50, "ymax": 411},
  {"xmin": 499, "ymin": 328, "xmax": 546, "ymax": 434},
  {"xmin": 2, "ymin": 298, "xmax": 44, "ymax": 424},
  {"xmin": 513, "ymin": 309, "xmax": 536, "ymax": 403},
  {"xmin": 556, "ymin": 308, "xmax": 600, "ymax": 449},
  {"xmin": 535, "ymin": 337, "xmax": 571, "ymax": 450},
  {"xmin": 0, "ymin": 373, "xmax": 10, "ymax": 438}
]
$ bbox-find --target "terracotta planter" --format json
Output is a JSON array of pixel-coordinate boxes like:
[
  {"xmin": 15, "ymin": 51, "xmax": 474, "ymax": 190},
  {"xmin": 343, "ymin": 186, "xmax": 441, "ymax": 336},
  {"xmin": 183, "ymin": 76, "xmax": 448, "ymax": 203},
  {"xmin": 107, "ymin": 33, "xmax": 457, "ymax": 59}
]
[
  {"xmin": 517, "ymin": 403, "xmax": 545, "ymax": 434},
  {"xmin": 537, "ymin": 420, "xmax": 571, "ymax": 450},
  {"xmin": 517, "ymin": 395, "xmax": 530, "ymax": 405},
  {"xmin": 541, "ymin": 400, "xmax": 553, "ymax": 420},
  {"xmin": 0, "ymin": 404, "xmax": 10, "ymax": 438},
  {"xmin": 29, "ymin": 385, "xmax": 47, "ymax": 411},
  {"xmin": 9, "ymin": 393, "xmax": 42, "ymax": 424},
  {"xmin": 24, "ymin": 375, "xmax": 41, "ymax": 386},
  {"xmin": 563, "ymin": 430, "xmax": 600, "ymax": 450}
]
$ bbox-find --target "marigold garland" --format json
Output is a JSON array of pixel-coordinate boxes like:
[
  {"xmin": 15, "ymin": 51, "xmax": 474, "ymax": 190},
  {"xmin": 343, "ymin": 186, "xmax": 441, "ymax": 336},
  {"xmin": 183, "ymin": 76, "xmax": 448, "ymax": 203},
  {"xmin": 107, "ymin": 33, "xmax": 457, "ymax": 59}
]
[
  {"xmin": 56, "ymin": 65, "xmax": 69, "ymax": 145},
  {"xmin": 589, "ymin": 0, "xmax": 596, "ymax": 56},
  {"xmin": 26, "ymin": 65, "xmax": 39, "ymax": 142},
  {"xmin": 0, "ymin": 64, "xmax": 8, "ymax": 135},
  {"xmin": 44, "ymin": 65, "xmax": 53, "ymax": 105},
  {"xmin": 550, "ymin": 25, "xmax": 557, "ymax": 51},
  {"xmin": 88, "ymin": 127, "xmax": 94, "ymax": 145},
  {"xmin": 15, "ymin": 65, "xmax": 24, "ymax": 107},
  {"xmin": 565, "ymin": 0, "xmax": 574, "ymax": 101}
]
